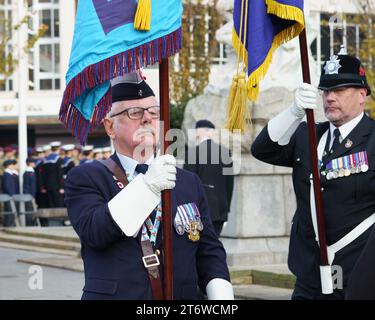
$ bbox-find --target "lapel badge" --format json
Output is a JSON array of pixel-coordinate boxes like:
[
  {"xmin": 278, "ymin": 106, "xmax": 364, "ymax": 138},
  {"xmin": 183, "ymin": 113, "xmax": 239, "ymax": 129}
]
[
  {"xmin": 345, "ymin": 139, "xmax": 353, "ymax": 148},
  {"xmin": 117, "ymin": 181, "xmax": 124, "ymax": 189}
]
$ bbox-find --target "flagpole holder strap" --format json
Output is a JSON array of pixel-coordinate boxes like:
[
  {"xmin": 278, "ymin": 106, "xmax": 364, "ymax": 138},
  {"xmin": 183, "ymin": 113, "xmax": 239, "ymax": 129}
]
[
  {"xmin": 141, "ymin": 239, "xmax": 164, "ymax": 299},
  {"xmin": 142, "ymin": 253, "xmax": 160, "ymax": 268}
]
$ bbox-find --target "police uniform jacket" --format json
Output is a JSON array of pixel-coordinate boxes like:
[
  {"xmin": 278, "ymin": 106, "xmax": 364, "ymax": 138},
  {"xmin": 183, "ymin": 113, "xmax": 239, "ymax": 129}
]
[
  {"xmin": 184, "ymin": 139, "xmax": 234, "ymax": 222},
  {"xmin": 64, "ymin": 154, "xmax": 230, "ymax": 300},
  {"xmin": 346, "ymin": 222, "xmax": 375, "ymax": 299},
  {"xmin": 251, "ymin": 114, "xmax": 375, "ymax": 293}
]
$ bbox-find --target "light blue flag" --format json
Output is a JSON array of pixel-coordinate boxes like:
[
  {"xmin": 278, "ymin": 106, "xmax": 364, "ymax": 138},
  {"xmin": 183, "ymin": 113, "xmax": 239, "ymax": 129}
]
[{"xmin": 60, "ymin": 0, "xmax": 182, "ymax": 144}]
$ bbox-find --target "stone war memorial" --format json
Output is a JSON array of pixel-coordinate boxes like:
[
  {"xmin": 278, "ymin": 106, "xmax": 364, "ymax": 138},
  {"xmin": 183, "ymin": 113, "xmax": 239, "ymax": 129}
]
[{"xmin": 182, "ymin": 0, "xmax": 325, "ymax": 268}]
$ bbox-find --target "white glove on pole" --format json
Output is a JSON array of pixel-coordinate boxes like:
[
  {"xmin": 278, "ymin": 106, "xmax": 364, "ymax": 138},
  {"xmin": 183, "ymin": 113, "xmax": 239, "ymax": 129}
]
[
  {"xmin": 291, "ymin": 83, "xmax": 318, "ymax": 118},
  {"xmin": 206, "ymin": 278, "xmax": 234, "ymax": 300},
  {"xmin": 108, "ymin": 154, "xmax": 177, "ymax": 237},
  {"xmin": 268, "ymin": 83, "xmax": 318, "ymax": 145},
  {"xmin": 143, "ymin": 154, "xmax": 177, "ymax": 195}
]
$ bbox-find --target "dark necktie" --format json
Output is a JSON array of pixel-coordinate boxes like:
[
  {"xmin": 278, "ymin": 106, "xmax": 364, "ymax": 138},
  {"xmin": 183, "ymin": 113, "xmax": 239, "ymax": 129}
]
[
  {"xmin": 330, "ymin": 128, "xmax": 341, "ymax": 153},
  {"xmin": 135, "ymin": 163, "xmax": 149, "ymax": 174},
  {"xmin": 135, "ymin": 163, "xmax": 156, "ymax": 222}
]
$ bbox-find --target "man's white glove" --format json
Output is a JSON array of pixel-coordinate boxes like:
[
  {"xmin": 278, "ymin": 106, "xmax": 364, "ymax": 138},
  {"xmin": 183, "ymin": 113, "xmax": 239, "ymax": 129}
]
[
  {"xmin": 206, "ymin": 278, "xmax": 234, "ymax": 300},
  {"xmin": 291, "ymin": 83, "xmax": 318, "ymax": 118},
  {"xmin": 143, "ymin": 154, "xmax": 177, "ymax": 195}
]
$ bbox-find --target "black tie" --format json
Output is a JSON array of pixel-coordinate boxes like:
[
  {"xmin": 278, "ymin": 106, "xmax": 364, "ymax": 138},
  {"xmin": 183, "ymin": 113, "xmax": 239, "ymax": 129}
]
[
  {"xmin": 330, "ymin": 128, "xmax": 341, "ymax": 153},
  {"xmin": 135, "ymin": 163, "xmax": 149, "ymax": 174},
  {"xmin": 135, "ymin": 163, "xmax": 156, "ymax": 222}
]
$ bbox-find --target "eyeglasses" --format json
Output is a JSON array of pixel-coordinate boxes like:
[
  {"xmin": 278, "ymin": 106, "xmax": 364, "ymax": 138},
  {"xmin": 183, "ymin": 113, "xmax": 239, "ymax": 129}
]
[{"xmin": 110, "ymin": 106, "xmax": 160, "ymax": 120}]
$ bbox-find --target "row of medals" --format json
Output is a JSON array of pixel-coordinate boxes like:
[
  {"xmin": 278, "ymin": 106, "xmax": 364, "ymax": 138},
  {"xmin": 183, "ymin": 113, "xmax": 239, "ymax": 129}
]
[
  {"xmin": 174, "ymin": 218, "xmax": 204, "ymax": 242},
  {"xmin": 321, "ymin": 154, "xmax": 369, "ymax": 180}
]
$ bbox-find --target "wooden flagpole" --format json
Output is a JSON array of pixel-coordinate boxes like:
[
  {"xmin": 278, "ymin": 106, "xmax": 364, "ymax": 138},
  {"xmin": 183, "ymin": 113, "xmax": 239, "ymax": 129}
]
[
  {"xmin": 159, "ymin": 58, "xmax": 174, "ymax": 300},
  {"xmin": 298, "ymin": 29, "xmax": 329, "ymax": 268}
]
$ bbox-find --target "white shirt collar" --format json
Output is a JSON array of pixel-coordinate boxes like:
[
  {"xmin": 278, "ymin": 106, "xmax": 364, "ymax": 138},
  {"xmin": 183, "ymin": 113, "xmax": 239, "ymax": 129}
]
[
  {"xmin": 329, "ymin": 112, "xmax": 364, "ymax": 145},
  {"xmin": 4, "ymin": 168, "xmax": 13, "ymax": 175},
  {"xmin": 116, "ymin": 151, "xmax": 154, "ymax": 177},
  {"xmin": 25, "ymin": 166, "xmax": 35, "ymax": 173}
]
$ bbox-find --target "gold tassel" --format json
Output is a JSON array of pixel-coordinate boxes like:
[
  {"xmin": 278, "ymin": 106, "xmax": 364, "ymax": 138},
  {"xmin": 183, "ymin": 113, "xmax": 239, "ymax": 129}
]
[
  {"xmin": 134, "ymin": 0, "xmax": 151, "ymax": 31},
  {"xmin": 226, "ymin": 72, "xmax": 250, "ymax": 133}
]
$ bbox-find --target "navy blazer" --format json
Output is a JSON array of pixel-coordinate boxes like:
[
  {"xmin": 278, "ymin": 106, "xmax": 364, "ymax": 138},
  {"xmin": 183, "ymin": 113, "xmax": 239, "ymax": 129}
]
[
  {"xmin": 23, "ymin": 171, "xmax": 37, "ymax": 197},
  {"xmin": 251, "ymin": 114, "xmax": 375, "ymax": 296},
  {"xmin": 2, "ymin": 171, "xmax": 19, "ymax": 196},
  {"xmin": 65, "ymin": 154, "xmax": 230, "ymax": 300}
]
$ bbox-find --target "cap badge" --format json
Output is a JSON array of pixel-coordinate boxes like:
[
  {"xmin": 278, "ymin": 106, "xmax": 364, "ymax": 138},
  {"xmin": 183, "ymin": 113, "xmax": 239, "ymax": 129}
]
[{"xmin": 324, "ymin": 55, "xmax": 342, "ymax": 75}]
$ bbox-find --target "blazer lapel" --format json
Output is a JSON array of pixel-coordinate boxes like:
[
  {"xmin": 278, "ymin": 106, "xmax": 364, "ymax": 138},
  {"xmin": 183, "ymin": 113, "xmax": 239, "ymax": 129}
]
[{"xmin": 323, "ymin": 114, "xmax": 372, "ymax": 165}]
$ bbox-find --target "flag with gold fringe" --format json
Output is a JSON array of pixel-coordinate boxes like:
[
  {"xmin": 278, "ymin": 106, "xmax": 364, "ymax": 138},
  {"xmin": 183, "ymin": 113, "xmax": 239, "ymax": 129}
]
[
  {"xmin": 59, "ymin": 0, "xmax": 182, "ymax": 144},
  {"xmin": 227, "ymin": 0, "xmax": 305, "ymax": 132}
]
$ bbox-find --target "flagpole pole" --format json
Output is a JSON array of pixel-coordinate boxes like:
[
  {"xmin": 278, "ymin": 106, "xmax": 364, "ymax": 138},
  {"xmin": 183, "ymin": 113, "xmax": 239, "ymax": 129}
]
[
  {"xmin": 298, "ymin": 29, "xmax": 330, "ymax": 269},
  {"xmin": 159, "ymin": 58, "xmax": 173, "ymax": 300}
]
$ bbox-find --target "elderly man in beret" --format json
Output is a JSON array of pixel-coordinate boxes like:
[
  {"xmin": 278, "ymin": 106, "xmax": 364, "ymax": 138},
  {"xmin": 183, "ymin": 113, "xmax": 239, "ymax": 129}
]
[{"xmin": 65, "ymin": 71, "xmax": 233, "ymax": 300}]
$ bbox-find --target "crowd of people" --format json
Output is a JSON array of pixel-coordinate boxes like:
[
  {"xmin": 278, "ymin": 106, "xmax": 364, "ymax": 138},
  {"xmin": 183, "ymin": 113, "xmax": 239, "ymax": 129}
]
[{"xmin": 0, "ymin": 142, "xmax": 112, "ymax": 226}]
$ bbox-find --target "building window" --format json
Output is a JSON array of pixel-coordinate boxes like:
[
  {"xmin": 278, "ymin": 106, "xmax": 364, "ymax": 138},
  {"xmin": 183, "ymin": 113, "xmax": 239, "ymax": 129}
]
[
  {"xmin": 27, "ymin": 0, "xmax": 60, "ymax": 91},
  {"xmin": 0, "ymin": 0, "xmax": 14, "ymax": 91},
  {"xmin": 312, "ymin": 12, "xmax": 374, "ymax": 71}
]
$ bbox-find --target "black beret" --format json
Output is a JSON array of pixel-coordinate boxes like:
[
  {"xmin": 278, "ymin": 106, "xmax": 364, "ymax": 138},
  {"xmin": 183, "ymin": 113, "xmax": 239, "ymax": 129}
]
[
  {"xmin": 111, "ymin": 71, "xmax": 155, "ymax": 103},
  {"xmin": 3, "ymin": 159, "xmax": 13, "ymax": 167},
  {"xmin": 319, "ymin": 54, "xmax": 371, "ymax": 95},
  {"xmin": 195, "ymin": 119, "xmax": 215, "ymax": 129}
]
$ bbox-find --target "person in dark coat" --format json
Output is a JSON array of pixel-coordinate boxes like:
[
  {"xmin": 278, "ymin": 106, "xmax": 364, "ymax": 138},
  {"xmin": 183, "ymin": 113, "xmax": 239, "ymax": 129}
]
[
  {"xmin": 251, "ymin": 53, "xmax": 375, "ymax": 300},
  {"xmin": 64, "ymin": 71, "xmax": 233, "ymax": 300},
  {"xmin": 1, "ymin": 159, "xmax": 19, "ymax": 226},
  {"xmin": 40, "ymin": 142, "xmax": 64, "ymax": 207},
  {"xmin": 23, "ymin": 157, "xmax": 37, "ymax": 197},
  {"xmin": 23, "ymin": 157, "xmax": 37, "ymax": 226},
  {"xmin": 61, "ymin": 144, "xmax": 76, "ymax": 181},
  {"xmin": 184, "ymin": 120, "xmax": 234, "ymax": 237}
]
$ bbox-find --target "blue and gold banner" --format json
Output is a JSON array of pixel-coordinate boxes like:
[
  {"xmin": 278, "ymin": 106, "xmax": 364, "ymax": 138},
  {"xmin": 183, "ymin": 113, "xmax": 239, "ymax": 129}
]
[
  {"xmin": 232, "ymin": 0, "xmax": 304, "ymax": 101},
  {"xmin": 60, "ymin": 0, "xmax": 182, "ymax": 144}
]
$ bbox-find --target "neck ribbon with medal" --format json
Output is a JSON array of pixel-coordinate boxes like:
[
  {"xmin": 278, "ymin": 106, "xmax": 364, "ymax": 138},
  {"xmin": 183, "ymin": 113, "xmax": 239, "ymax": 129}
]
[{"xmin": 127, "ymin": 174, "xmax": 162, "ymax": 246}]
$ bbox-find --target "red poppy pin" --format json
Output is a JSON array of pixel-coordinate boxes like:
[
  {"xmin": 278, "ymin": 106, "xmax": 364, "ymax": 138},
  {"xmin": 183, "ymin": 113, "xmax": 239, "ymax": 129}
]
[{"xmin": 359, "ymin": 66, "xmax": 365, "ymax": 76}]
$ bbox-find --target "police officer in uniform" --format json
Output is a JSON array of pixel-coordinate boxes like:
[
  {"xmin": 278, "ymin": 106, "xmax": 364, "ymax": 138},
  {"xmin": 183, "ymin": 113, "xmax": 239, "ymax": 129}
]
[
  {"xmin": 65, "ymin": 71, "xmax": 233, "ymax": 300},
  {"xmin": 251, "ymin": 53, "xmax": 375, "ymax": 299}
]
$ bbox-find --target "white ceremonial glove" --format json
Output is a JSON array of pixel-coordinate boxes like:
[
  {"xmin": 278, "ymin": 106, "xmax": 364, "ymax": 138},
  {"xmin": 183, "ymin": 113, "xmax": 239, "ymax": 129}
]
[
  {"xmin": 291, "ymin": 82, "xmax": 318, "ymax": 118},
  {"xmin": 268, "ymin": 83, "xmax": 318, "ymax": 145},
  {"xmin": 143, "ymin": 154, "xmax": 177, "ymax": 195},
  {"xmin": 206, "ymin": 278, "xmax": 234, "ymax": 300}
]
